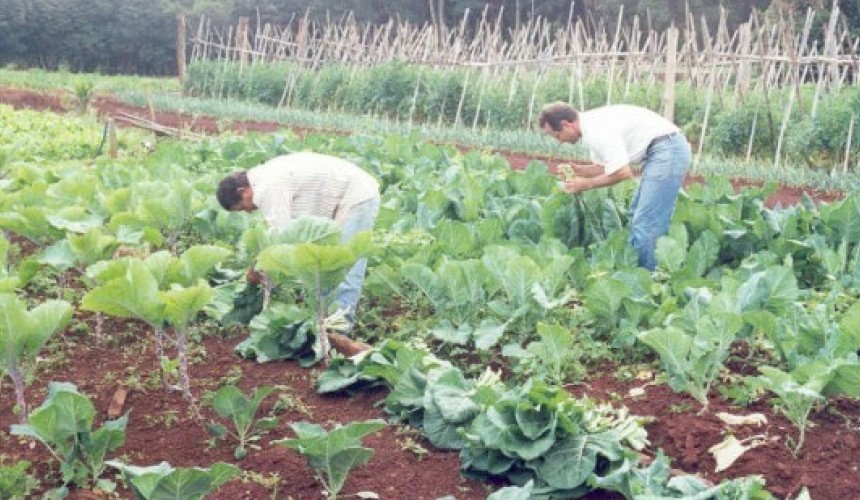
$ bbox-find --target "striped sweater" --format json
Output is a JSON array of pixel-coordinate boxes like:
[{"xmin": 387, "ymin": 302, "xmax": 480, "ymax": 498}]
[{"xmin": 247, "ymin": 152, "xmax": 379, "ymax": 232}]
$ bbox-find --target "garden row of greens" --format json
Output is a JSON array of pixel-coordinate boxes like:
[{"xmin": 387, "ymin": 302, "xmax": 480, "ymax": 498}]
[
  {"xmin": 2, "ymin": 103, "xmax": 857, "ymax": 497},
  {"xmin": 5, "ymin": 67, "xmax": 860, "ymax": 194},
  {"xmin": 186, "ymin": 59, "xmax": 860, "ymax": 168}
]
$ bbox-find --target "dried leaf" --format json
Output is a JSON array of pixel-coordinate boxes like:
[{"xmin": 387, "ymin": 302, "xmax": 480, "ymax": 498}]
[
  {"xmin": 628, "ymin": 386, "xmax": 647, "ymax": 398},
  {"xmin": 707, "ymin": 434, "xmax": 768, "ymax": 472},
  {"xmin": 716, "ymin": 412, "xmax": 767, "ymax": 427}
]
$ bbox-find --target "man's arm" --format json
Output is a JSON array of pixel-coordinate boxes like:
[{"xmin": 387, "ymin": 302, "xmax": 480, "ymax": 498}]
[
  {"xmin": 557, "ymin": 162, "xmax": 603, "ymax": 178},
  {"xmin": 571, "ymin": 163, "xmax": 605, "ymax": 178},
  {"xmin": 561, "ymin": 165, "xmax": 634, "ymax": 193}
]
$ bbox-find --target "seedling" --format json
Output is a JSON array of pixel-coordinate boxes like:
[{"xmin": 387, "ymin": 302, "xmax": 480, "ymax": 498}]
[
  {"xmin": 275, "ymin": 419, "xmax": 385, "ymax": 498},
  {"xmin": 205, "ymin": 385, "xmax": 278, "ymax": 459},
  {"xmin": 106, "ymin": 460, "xmax": 239, "ymax": 500},
  {"xmin": 11, "ymin": 382, "xmax": 128, "ymax": 495},
  {"xmin": 0, "ymin": 294, "xmax": 72, "ymax": 423}
]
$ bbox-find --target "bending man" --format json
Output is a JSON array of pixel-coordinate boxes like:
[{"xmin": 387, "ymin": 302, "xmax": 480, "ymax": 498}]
[
  {"xmin": 538, "ymin": 102, "xmax": 691, "ymax": 270},
  {"xmin": 216, "ymin": 151, "xmax": 380, "ymax": 356}
]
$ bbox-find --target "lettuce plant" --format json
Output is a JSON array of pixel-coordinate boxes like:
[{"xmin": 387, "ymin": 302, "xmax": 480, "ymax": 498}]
[
  {"xmin": 276, "ymin": 419, "xmax": 385, "ymax": 498},
  {"xmin": 10, "ymin": 382, "xmax": 128, "ymax": 494},
  {"xmin": 205, "ymin": 385, "xmax": 278, "ymax": 459},
  {"xmin": 106, "ymin": 460, "xmax": 240, "ymax": 500},
  {"xmin": 0, "ymin": 293, "xmax": 72, "ymax": 422}
]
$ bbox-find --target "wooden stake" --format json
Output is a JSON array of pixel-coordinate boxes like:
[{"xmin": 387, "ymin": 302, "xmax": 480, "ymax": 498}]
[
  {"xmin": 774, "ymin": 83, "xmax": 796, "ymax": 169},
  {"xmin": 746, "ymin": 109, "xmax": 758, "ymax": 162},
  {"xmin": 237, "ymin": 17, "xmax": 250, "ymax": 69},
  {"xmin": 146, "ymin": 88, "xmax": 156, "ymax": 121},
  {"xmin": 843, "ymin": 114, "xmax": 855, "ymax": 175},
  {"xmin": 662, "ymin": 25, "xmax": 679, "ymax": 121},
  {"xmin": 176, "ymin": 14, "xmax": 187, "ymax": 83},
  {"xmin": 108, "ymin": 118, "xmax": 117, "ymax": 159}
]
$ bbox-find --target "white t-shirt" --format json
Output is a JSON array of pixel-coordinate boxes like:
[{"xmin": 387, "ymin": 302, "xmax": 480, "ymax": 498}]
[
  {"xmin": 248, "ymin": 152, "xmax": 379, "ymax": 233},
  {"xmin": 579, "ymin": 104, "xmax": 680, "ymax": 174}
]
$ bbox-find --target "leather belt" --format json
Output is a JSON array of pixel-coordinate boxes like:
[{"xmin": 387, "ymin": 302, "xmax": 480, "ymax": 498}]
[{"xmin": 649, "ymin": 131, "xmax": 681, "ymax": 147}]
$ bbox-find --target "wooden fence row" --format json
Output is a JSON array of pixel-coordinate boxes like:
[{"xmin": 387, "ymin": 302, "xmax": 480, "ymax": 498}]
[{"xmin": 186, "ymin": 5, "xmax": 860, "ymax": 97}]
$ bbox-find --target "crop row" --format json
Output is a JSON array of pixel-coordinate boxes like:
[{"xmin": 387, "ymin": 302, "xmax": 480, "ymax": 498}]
[{"xmin": 2, "ymin": 104, "xmax": 859, "ymax": 497}]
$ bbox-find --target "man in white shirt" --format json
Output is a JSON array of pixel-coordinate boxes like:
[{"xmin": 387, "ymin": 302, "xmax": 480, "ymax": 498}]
[
  {"xmin": 216, "ymin": 152, "xmax": 381, "ymax": 355},
  {"xmin": 538, "ymin": 102, "xmax": 691, "ymax": 270}
]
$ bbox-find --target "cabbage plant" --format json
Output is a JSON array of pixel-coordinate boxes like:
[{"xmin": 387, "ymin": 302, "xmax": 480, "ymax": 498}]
[
  {"xmin": 256, "ymin": 217, "xmax": 372, "ymax": 362},
  {"xmin": 0, "ymin": 294, "xmax": 72, "ymax": 422},
  {"xmin": 106, "ymin": 460, "xmax": 239, "ymax": 500},
  {"xmin": 81, "ymin": 246, "xmax": 229, "ymax": 400}
]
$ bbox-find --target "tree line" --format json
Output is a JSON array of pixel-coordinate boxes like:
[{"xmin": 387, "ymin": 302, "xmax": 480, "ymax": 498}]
[{"xmin": 0, "ymin": 0, "xmax": 856, "ymax": 76}]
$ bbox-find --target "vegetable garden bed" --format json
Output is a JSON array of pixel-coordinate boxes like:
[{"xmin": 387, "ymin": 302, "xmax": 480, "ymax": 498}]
[{"xmin": 2, "ymin": 88, "xmax": 860, "ymax": 500}]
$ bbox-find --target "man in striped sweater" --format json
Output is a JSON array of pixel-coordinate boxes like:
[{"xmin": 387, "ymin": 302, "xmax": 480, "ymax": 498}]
[{"xmin": 216, "ymin": 152, "xmax": 381, "ymax": 356}]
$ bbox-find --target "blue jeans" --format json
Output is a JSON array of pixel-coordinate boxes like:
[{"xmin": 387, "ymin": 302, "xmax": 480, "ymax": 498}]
[
  {"xmin": 629, "ymin": 134, "xmax": 690, "ymax": 270},
  {"xmin": 335, "ymin": 196, "xmax": 380, "ymax": 322}
]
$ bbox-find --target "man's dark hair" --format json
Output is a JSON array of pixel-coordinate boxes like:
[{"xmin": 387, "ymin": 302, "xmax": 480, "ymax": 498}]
[
  {"xmin": 538, "ymin": 102, "xmax": 579, "ymax": 131},
  {"xmin": 216, "ymin": 171, "xmax": 250, "ymax": 210}
]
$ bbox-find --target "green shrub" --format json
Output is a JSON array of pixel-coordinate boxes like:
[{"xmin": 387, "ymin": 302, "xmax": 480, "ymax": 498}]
[
  {"xmin": 784, "ymin": 87, "xmax": 860, "ymax": 169},
  {"xmin": 709, "ymin": 93, "xmax": 782, "ymax": 159}
]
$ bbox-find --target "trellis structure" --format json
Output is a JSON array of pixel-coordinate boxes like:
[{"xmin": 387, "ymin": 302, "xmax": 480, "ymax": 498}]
[
  {"xmin": 188, "ymin": 6, "xmax": 860, "ymax": 101},
  {"xmin": 182, "ymin": 4, "xmax": 860, "ymax": 169}
]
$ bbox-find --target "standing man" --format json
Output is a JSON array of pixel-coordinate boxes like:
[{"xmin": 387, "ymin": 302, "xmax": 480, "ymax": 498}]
[
  {"xmin": 538, "ymin": 102, "xmax": 691, "ymax": 270},
  {"xmin": 216, "ymin": 151, "xmax": 380, "ymax": 356}
]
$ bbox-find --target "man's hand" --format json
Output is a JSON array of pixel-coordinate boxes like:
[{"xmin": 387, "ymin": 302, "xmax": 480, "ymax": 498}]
[
  {"xmin": 557, "ymin": 161, "xmax": 605, "ymax": 176},
  {"xmin": 247, "ymin": 268, "xmax": 264, "ymax": 286}
]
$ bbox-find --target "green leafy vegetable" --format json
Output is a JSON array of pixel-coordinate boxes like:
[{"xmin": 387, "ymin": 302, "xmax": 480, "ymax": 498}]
[
  {"xmin": 256, "ymin": 216, "xmax": 373, "ymax": 362},
  {"xmin": 106, "ymin": 460, "xmax": 240, "ymax": 500},
  {"xmin": 206, "ymin": 385, "xmax": 277, "ymax": 459},
  {"xmin": 275, "ymin": 419, "xmax": 385, "ymax": 498},
  {"xmin": 639, "ymin": 307, "xmax": 743, "ymax": 413},
  {"xmin": 10, "ymin": 382, "xmax": 127, "ymax": 493},
  {"xmin": 234, "ymin": 302, "xmax": 317, "ymax": 366},
  {"xmin": 757, "ymin": 366, "xmax": 825, "ymax": 456},
  {"xmin": 0, "ymin": 294, "xmax": 72, "ymax": 422}
]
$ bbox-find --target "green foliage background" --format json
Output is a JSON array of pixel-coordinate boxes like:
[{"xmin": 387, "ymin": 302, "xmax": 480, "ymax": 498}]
[
  {"xmin": 1, "ymin": 0, "xmax": 857, "ymax": 75},
  {"xmin": 185, "ymin": 59, "xmax": 860, "ymax": 167}
]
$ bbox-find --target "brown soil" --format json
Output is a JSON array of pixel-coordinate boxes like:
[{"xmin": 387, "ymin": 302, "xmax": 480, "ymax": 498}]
[
  {"xmin": 1, "ymin": 86, "xmax": 857, "ymax": 499},
  {"xmin": 0, "ymin": 318, "xmax": 491, "ymax": 500},
  {"xmin": 569, "ymin": 369, "xmax": 860, "ymax": 499}
]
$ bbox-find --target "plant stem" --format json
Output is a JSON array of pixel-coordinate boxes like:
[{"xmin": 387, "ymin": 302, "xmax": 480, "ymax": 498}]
[
  {"xmin": 95, "ymin": 312, "xmax": 104, "ymax": 342},
  {"xmin": 9, "ymin": 367, "xmax": 28, "ymax": 424},
  {"xmin": 153, "ymin": 325, "xmax": 165, "ymax": 365},
  {"xmin": 316, "ymin": 277, "xmax": 330, "ymax": 364},
  {"xmin": 176, "ymin": 328, "xmax": 194, "ymax": 403}
]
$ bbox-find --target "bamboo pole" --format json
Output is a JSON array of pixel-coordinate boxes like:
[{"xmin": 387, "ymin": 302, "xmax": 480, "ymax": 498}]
[
  {"xmin": 774, "ymin": 82, "xmax": 796, "ymax": 169},
  {"xmin": 237, "ymin": 17, "xmax": 250, "ymax": 69},
  {"xmin": 108, "ymin": 119, "xmax": 117, "ymax": 159},
  {"xmin": 176, "ymin": 14, "xmax": 187, "ymax": 83},
  {"xmin": 605, "ymin": 5, "xmax": 624, "ymax": 104},
  {"xmin": 745, "ymin": 109, "xmax": 758, "ymax": 162},
  {"xmin": 843, "ymin": 115, "xmax": 855, "ymax": 175},
  {"xmin": 662, "ymin": 25, "xmax": 679, "ymax": 121},
  {"xmin": 454, "ymin": 68, "xmax": 472, "ymax": 127}
]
